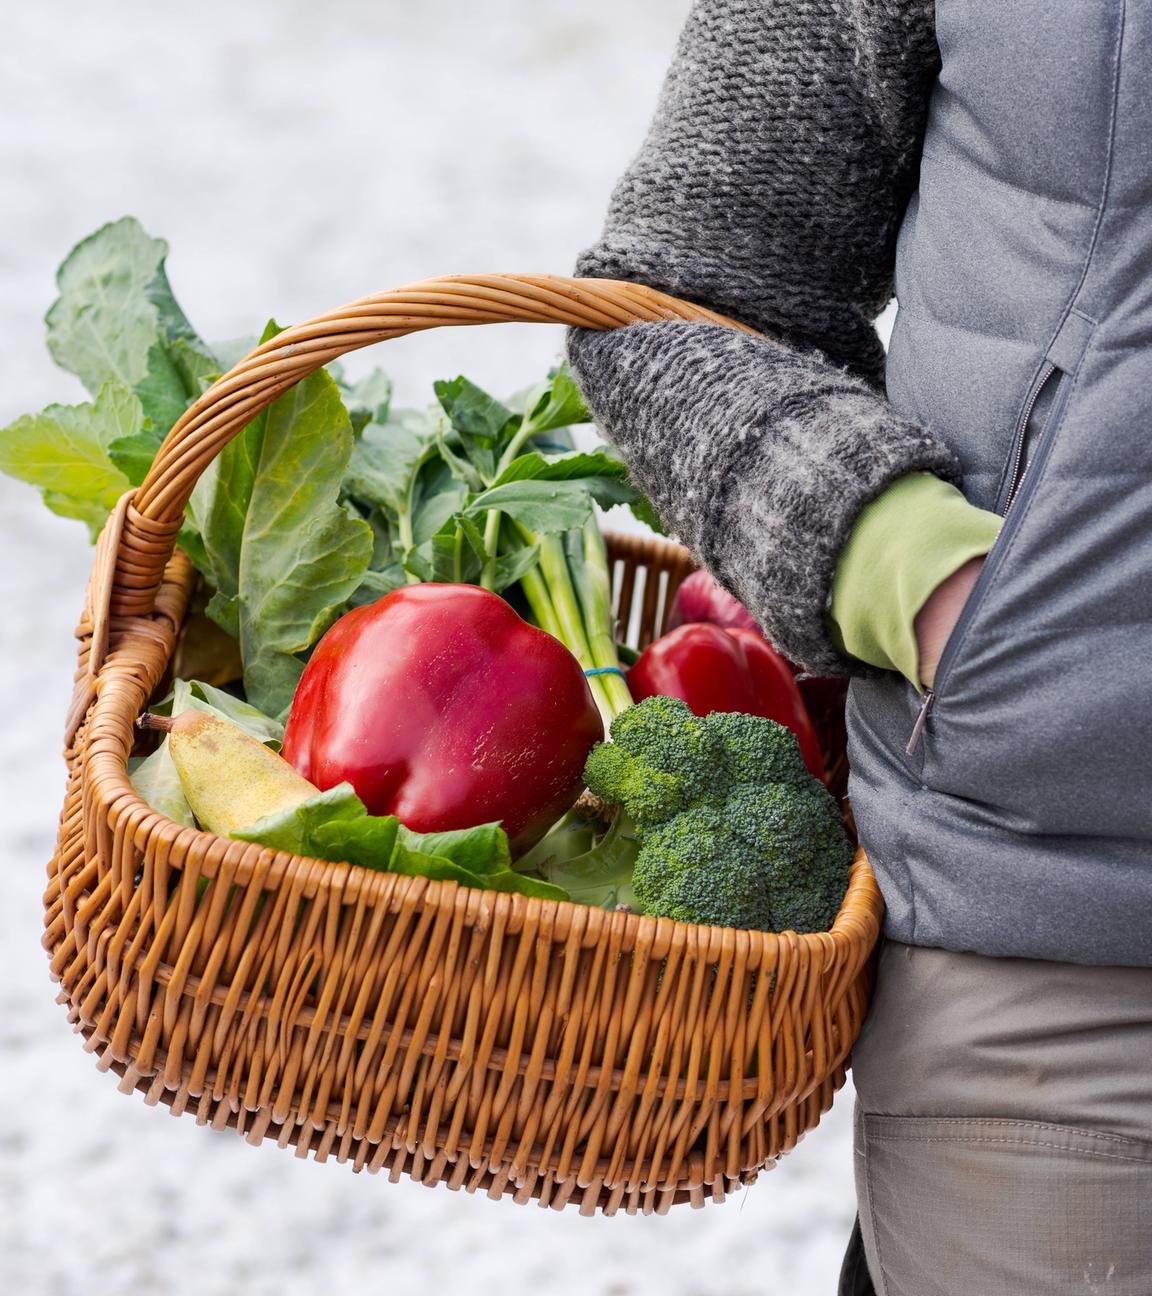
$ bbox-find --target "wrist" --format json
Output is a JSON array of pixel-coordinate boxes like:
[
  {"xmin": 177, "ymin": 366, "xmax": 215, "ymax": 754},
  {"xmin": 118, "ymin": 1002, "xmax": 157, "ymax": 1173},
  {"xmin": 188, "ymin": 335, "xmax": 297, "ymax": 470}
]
[{"xmin": 914, "ymin": 556, "xmax": 986, "ymax": 689}]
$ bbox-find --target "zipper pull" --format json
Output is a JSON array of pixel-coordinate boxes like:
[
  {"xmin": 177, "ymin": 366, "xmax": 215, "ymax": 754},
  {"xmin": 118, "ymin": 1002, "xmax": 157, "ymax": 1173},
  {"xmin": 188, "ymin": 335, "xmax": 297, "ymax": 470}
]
[{"xmin": 906, "ymin": 688, "xmax": 935, "ymax": 754}]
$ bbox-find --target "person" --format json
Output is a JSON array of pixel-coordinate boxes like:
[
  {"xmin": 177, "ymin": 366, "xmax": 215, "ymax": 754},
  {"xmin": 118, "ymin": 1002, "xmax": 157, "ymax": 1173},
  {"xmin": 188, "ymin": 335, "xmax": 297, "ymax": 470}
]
[{"xmin": 565, "ymin": 2, "xmax": 1152, "ymax": 1292}]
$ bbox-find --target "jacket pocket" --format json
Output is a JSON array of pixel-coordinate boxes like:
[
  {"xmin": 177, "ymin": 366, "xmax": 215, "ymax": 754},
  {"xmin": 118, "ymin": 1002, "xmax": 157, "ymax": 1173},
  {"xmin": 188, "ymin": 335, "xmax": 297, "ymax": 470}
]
[{"xmin": 905, "ymin": 359, "xmax": 1072, "ymax": 755}]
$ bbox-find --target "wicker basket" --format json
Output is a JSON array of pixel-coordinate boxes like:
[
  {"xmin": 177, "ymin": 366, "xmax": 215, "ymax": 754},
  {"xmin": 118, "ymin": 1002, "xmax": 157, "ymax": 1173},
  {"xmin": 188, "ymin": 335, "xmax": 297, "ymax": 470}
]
[{"xmin": 46, "ymin": 274, "xmax": 883, "ymax": 1216}]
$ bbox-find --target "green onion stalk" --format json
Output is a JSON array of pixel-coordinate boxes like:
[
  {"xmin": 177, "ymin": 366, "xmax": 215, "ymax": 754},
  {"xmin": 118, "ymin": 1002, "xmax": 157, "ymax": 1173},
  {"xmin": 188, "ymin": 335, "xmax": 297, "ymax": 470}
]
[
  {"xmin": 479, "ymin": 513, "xmax": 631, "ymax": 732},
  {"xmin": 520, "ymin": 518, "xmax": 632, "ymax": 730}
]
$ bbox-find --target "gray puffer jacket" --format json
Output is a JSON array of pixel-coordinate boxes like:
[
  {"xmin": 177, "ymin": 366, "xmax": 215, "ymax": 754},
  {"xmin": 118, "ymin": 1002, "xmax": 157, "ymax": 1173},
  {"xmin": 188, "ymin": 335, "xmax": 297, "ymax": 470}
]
[{"xmin": 567, "ymin": 0, "xmax": 1152, "ymax": 967}]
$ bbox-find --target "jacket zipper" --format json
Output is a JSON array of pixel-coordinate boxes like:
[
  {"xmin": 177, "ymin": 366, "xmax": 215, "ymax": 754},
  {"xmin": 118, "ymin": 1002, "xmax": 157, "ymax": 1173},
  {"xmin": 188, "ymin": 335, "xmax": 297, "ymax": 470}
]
[
  {"xmin": 906, "ymin": 362, "xmax": 1065, "ymax": 755},
  {"xmin": 1003, "ymin": 361, "xmax": 1056, "ymax": 512},
  {"xmin": 906, "ymin": 687, "xmax": 935, "ymax": 754}
]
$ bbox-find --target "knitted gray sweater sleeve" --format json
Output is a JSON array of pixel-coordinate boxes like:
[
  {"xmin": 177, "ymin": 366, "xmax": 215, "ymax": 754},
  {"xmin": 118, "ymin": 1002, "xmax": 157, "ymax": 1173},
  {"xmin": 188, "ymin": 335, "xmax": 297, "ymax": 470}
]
[{"xmin": 566, "ymin": 0, "xmax": 962, "ymax": 677}]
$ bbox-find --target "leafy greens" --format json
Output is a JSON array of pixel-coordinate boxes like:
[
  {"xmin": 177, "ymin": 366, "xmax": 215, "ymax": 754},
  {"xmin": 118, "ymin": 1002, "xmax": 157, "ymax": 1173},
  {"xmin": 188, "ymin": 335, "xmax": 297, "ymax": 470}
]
[
  {"xmin": 233, "ymin": 786, "xmax": 566, "ymax": 900},
  {"xmin": 3, "ymin": 216, "xmax": 665, "ymax": 894}
]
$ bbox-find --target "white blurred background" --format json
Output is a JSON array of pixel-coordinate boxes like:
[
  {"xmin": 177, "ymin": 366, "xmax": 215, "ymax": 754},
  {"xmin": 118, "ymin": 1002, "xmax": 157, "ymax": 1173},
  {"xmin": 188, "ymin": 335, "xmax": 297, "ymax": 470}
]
[{"xmin": 0, "ymin": 4, "xmax": 858, "ymax": 1293}]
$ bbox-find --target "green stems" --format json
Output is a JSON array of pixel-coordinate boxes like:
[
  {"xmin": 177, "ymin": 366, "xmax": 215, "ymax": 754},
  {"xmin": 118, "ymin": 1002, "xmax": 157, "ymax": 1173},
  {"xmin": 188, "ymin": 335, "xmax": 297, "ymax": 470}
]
[
  {"xmin": 473, "ymin": 408, "xmax": 632, "ymax": 724},
  {"xmin": 495, "ymin": 415, "xmax": 542, "ymax": 477},
  {"xmin": 480, "ymin": 412, "xmax": 547, "ymax": 588},
  {"xmin": 518, "ymin": 562, "xmax": 563, "ymax": 640},
  {"xmin": 479, "ymin": 509, "xmax": 502, "ymax": 590},
  {"xmin": 571, "ymin": 519, "xmax": 633, "ymax": 719},
  {"xmin": 513, "ymin": 518, "xmax": 631, "ymax": 730},
  {"xmin": 399, "ymin": 478, "xmax": 419, "ymax": 585},
  {"xmin": 539, "ymin": 533, "xmax": 595, "ymax": 665}
]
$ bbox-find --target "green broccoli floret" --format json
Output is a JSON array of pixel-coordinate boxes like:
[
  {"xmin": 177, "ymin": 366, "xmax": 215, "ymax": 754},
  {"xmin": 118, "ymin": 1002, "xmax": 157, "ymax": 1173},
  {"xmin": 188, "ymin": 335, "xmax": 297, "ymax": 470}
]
[
  {"xmin": 581, "ymin": 742, "xmax": 684, "ymax": 830},
  {"xmin": 582, "ymin": 696, "xmax": 851, "ymax": 933},
  {"xmin": 633, "ymin": 806, "xmax": 770, "ymax": 930},
  {"xmin": 719, "ymin": 784, "xmax": 853, "ymax": 933},
  {"xmin": 702, "ymin": 710, "xmax": 812, "ymax": 787},
  {"xmin": 590, "ymin": 695, "xmax": 725, "ymax": 827}
]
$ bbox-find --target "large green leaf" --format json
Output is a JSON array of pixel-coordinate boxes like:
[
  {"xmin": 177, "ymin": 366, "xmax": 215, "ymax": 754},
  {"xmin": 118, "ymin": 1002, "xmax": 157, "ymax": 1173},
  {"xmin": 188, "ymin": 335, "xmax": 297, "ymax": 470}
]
[
  {"xmin": 471, "ymin": 451, "xmax": 639, "ymax": 538},
  {"xmin": 465, "ymin": 475, "xmax": 636, "ymax": 534},
  {"xmin": 348, "ymin": 565, "xmax": 407, "ymax": 608},
  {"xmin": 0, "ymin": 383, "xmax": 139, "ymax": 535},
  {"xmin": 190, "ymin": 323, "xmax": 372, "ymax": 717},
  {"xmin": 400, "ymin": 822, "xmax": 511, "ymax": 876},
  {"xmin": 234, "ymin": 788, "xmax": 567, "ymax": 899},
  {"xmin": 129, "ymin": 679, "xmax": 199, "ymax": 826},
  {"xmin": 518, "ymin": 364, "xmax": 591, "ymax": 434},
  {"xmin": 335, "ymin": 367, "xmax": 393, "ymax": 434},
  {"xmin": 6, "ymin": 219, "xmax": 220, "ymax": 545},
  {"xmin": 593, "ymin": 444, "xmax": 667, "ymax": 533},
  {"xmin": 232, "ymin": 783, "xmax": 366, "ymax": 853},
  {"xmin": 435, "ymin": 375, "xmax": 517, "ymax": 443},
  {"xmin": 107, "ymin": 334, "xmax": 219, "ymax": 489},
  {"xmin": 411, "ymin": 458, "xmax": 468, "ymax": 544},
  {"xmin": 344, "ymin": 410, "xmax": 468, "ymax": 580},
  {"xmin": 183, "ymin": 679, "xmax": 285, "ymax": 749},
  {"xmin": 344, "ymin": 408, "xmax": 439, "ymax": 517},
  {"xmin": 489, "ymin": 448, "xmax": 632, "ymax": 489},
  {"xmin": 628, "ymin": 495, "xmax": 667, "ymax": 535},
  {"xmin": 434, "ymin": 376, "xmax": 518, "ymax": 480},
  {"xmin": 133, "ymin": 338, "xmax": 220, "ymax": 440},
  {"xmin": 45, "ymin": 216, "xmax": 200, "ymax": 396},
  {"xmin": 128, "ymin": 744, "xmax": 196, "ymax": 828},
  {"xmin": 490, "ymin": 540, "xmax": 542, "ymax": 593}
]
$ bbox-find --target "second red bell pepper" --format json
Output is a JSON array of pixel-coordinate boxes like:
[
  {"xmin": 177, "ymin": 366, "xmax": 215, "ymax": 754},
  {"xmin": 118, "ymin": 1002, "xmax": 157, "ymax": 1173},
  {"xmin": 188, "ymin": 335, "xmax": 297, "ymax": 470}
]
[{"xmin": 628, "ymin": 622, "xmax": 825, "ymax": 779}]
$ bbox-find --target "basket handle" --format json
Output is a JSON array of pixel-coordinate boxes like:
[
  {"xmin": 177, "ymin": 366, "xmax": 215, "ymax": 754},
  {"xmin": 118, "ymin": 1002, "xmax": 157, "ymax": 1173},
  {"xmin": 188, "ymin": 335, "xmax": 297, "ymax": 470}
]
[
  {"xmin": 136, "ymin": 274, "xmax": 751, "ymax": 521},
  {"xmin": 66, "ymin": 275, "xmax": 750, "ymax": 741},
  {"xmin": 117, "ymin": 274, "xmax": 748, "ymax": 609}
]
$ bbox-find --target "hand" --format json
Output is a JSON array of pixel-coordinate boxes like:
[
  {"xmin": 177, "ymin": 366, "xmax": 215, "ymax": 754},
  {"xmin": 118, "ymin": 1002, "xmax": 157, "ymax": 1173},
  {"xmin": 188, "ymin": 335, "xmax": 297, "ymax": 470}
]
[{"xmin": 914, "ymin": 557, "xmax": 986, "ymax": 690}]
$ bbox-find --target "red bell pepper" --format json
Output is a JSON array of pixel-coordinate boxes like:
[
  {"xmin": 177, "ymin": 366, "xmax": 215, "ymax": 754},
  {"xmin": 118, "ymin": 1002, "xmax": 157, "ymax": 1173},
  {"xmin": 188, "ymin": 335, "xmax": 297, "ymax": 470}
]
[
  {"xmin": 664, "ymin": 572, "xmax": 848, "ymax": 763},
  {"xmin": 628, "ymin": 623, "xmax": 825, "ymax": 779},
  {"xmin": 667, "ymin": 569, "xmax": 761, "ymax": 634},
  {"xmin": 282, "ymin": 584, "xmax": 604, "ymax": 849}
]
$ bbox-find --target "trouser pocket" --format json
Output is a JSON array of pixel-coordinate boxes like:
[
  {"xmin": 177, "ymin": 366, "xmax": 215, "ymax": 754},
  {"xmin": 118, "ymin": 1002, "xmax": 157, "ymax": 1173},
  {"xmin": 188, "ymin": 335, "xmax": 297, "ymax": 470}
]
[{"xmin": 854, "ymin": 1112, "xmax": 1152, "ymax": 1296}]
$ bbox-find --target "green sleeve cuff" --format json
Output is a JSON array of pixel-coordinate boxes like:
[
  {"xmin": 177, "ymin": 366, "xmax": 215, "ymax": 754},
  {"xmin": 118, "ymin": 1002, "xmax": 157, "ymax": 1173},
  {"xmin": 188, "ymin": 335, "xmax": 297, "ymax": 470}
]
[{"xmin": 826, "ymin": 472, "xmax": 1003, "ymax": 693}]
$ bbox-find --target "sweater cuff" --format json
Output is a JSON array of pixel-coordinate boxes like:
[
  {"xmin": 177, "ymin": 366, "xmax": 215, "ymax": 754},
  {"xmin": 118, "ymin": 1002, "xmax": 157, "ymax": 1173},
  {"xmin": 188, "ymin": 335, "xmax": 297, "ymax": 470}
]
[{"xmin": 826, "ymin": 473, "xmax": 1003, "ymax": 694}]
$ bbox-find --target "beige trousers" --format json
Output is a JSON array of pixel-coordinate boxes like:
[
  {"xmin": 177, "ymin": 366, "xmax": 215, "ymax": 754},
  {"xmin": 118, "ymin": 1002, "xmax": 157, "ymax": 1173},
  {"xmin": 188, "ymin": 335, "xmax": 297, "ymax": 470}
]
[{"xmin": 848, "ymin": 941, "xmax": 1152, "ymax": 1296}]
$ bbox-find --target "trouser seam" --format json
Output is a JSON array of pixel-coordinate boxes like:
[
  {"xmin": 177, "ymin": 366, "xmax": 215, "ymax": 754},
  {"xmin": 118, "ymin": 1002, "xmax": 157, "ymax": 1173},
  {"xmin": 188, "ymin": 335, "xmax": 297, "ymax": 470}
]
[
  {"xmin": 864, "ymin": 1132, "xmax": 1152, "ymax": 1165},
  {"xmin": 863, "ymin": 1116, "xmax": 1152, "ymax": 1148}
]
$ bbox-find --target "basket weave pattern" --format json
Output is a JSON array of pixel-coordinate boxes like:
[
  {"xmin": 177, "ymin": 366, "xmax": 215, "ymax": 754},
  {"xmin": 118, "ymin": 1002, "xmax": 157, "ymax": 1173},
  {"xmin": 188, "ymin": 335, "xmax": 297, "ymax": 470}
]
[{"xmin": 46, "ymin": 275, "xmax": 883, "ymax": 1215}]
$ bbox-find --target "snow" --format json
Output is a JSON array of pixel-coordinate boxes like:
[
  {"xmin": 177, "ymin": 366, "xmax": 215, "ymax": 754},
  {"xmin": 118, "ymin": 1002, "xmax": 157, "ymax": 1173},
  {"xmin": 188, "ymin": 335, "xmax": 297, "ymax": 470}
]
[{"xmin": 0, "ymin": 3, "xmax": 857, "ymax": 1292}]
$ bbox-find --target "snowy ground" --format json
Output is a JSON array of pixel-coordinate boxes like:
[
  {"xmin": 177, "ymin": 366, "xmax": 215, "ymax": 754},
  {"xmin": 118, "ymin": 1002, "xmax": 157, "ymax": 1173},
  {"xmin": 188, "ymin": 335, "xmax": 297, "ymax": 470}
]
[{"xmin": 1, "ymin": 4, "xmax": 858, "ymax": 1293}]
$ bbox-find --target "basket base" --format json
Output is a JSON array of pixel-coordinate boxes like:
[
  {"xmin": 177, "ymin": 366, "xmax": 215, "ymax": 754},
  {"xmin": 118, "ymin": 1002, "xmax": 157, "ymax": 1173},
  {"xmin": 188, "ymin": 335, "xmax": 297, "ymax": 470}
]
[{"xmin": 62, "ymin": 991, "xmax": 845, "ymax": 1217}]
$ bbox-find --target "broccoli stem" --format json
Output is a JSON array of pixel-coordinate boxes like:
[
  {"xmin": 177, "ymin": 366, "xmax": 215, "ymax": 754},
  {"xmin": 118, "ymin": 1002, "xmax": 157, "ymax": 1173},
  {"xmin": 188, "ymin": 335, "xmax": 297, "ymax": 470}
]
[
  {"xmin": 530, "ymin": 811, "xmax": 641, "ymax": 910},
  {"xmin": 513, "ymin": 806, "xmax": 597, "ymax": 875}
]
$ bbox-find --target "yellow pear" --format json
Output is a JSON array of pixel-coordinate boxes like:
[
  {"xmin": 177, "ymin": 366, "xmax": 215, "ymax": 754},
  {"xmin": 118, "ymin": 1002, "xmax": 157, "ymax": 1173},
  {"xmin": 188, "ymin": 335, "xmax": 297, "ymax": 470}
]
[{"xmin": 141, "ymin": 711, "xmax": 319, "ymax": 836}]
